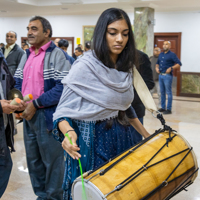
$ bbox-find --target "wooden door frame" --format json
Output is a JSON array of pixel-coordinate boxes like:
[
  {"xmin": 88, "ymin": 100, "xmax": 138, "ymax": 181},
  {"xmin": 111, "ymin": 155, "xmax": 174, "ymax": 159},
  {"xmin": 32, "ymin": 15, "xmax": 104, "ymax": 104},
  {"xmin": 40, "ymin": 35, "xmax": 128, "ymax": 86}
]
[
  {"xmin": 154, "ymin": 32, "xmax": 182, "ymax": 96},
  {"xmin": 21, "ymin": 37, "xmax": 75, "ymax": 56}
]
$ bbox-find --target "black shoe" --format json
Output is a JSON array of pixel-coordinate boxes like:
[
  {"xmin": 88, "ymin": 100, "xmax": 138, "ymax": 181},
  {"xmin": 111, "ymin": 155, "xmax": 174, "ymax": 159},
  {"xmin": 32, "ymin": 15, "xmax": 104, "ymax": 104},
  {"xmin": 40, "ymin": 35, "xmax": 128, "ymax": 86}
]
[
  {"xmin": 163, "ymin": 110, "xmax": 172, "ymax": 114},
  {"xmin": 158, "ymin": 108, "xmax": 166, "ymax": 112}
]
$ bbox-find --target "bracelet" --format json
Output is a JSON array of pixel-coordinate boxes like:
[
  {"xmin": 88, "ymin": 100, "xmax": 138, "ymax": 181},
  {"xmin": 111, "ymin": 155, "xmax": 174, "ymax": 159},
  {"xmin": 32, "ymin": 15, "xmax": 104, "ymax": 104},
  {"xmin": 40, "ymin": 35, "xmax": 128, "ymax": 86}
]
[{"xmin": 64, "ymin": 130, "xmax": 74, "ymax": 137}]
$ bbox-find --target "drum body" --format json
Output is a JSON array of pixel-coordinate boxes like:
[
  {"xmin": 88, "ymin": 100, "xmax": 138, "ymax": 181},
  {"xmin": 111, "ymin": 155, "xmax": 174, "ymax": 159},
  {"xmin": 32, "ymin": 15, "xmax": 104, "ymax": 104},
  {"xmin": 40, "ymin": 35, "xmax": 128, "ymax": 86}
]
[{"xmin": 72, "ymin": 131, "xmax": 198, "ymax": 200}]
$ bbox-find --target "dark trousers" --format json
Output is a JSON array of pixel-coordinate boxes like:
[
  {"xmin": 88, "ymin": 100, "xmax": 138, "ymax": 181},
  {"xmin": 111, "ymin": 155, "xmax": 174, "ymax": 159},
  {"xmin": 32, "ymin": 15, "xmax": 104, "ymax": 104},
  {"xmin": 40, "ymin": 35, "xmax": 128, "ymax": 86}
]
[
  {"xmin": 0, "ymin": 146, "xmax": 12, "ymax": 198},
  {"xmin": 23, "ymin": 109, "xmax": 64, "ymax": 200}
]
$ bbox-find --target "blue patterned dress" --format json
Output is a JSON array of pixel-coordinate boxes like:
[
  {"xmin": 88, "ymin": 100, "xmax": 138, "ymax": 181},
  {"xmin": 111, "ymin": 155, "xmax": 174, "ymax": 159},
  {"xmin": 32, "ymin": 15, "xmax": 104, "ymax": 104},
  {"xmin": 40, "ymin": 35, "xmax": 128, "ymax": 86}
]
[{"xmin": 53, "ymin": 117, "xmax": 142, "ymax": 200}]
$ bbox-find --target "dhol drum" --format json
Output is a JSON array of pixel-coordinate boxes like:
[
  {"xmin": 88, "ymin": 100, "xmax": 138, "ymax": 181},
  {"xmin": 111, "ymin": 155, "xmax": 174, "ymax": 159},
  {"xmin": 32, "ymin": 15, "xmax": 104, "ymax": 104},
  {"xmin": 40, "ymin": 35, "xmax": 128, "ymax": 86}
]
[{"xmin": 72, "ymin": 130, "xmax": 198, "ymax": 200}]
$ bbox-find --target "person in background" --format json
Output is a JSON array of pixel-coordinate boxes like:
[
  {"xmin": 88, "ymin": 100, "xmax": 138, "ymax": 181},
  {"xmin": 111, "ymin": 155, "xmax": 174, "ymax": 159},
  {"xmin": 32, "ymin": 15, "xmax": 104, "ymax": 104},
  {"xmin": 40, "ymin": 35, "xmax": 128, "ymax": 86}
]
[
  {"xmin": 74, "ymin": 47, "xmax": 83, "ymax": 59},
  {"xmin": 21, "ymin": 40, "xmax": 26, "ymax": 49},
  {"xmin": 0, "ymin": 43, "xmax": 5, "ymax": 52},
  {"xmin": 3, "ymin": 31, "xmax": 24, "ymax": 76},
  {"xmin": 150, "ymin": 47, "xmax": 161, "ymax": 109},
  {"xmin": 77, "ymin": 43, "xmax": 83, "ymax": 50},
  {"xmin": 84, "ymin": 41, "xmax": 91, "ymax": 51},
  {"xmin": 22, "ymin": 44, "xmax": 29, "ymax": 51},
  {"xmin": 72, "ymin": 44, "xmax": 83, "ymax": 60},
  {"xmin": 156, "ymin": 41, "xmax": 182, "ymax": 114},
  {"xmin": 2, "ymin": 31, "xmax": 24, "ymax": 135},
  {"xmin": 58, "ymin": 39, "xmax": 75, "ymax": 65},
  {"xmin": 14, "ymin": 16, "xmax": 71, "ymax": 200},
  {"xmin": 54, "ymin": 38, "xmax": 61, "ymax": 47}
]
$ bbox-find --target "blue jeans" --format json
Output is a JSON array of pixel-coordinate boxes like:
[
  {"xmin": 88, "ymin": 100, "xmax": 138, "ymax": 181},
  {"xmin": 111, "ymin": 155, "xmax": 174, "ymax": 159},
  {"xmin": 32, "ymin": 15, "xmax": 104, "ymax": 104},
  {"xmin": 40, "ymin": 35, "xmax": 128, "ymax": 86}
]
[
  {"xmin": 159, "ymin": 74, "xmax": 173, "ymax": 111},
  {"xmin": 23, "ymin": 109, "xmax": 65, "ymax": 200}
]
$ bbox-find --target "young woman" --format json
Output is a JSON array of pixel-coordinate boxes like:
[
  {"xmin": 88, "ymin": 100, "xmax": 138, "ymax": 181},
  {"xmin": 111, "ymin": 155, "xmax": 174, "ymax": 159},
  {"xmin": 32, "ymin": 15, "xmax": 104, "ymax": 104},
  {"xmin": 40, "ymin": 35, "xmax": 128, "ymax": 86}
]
[{"xmin": 53, "ymin": 8, "xmax": 150, "ymax": 200}]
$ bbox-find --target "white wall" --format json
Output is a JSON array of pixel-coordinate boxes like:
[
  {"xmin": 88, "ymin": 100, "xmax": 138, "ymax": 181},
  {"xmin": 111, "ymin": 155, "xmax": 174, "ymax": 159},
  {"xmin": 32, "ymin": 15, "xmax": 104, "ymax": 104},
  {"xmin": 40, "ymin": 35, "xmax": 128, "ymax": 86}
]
[
  {"xmin": 154, "ymin": 12, "xmax": 200, "ymax": 73},
  {"xmin": 0, "ymin": 11, "xmax": 199, "ymax": 72},
  {"xmin": 0, "ymin": 13, "xmax": 134, "ymax": 48}
]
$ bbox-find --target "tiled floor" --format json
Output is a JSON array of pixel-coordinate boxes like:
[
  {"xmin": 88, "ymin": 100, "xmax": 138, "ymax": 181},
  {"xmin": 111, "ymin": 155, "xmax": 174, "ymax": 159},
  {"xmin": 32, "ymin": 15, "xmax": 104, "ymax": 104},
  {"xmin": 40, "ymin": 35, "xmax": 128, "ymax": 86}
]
[{"xmin": 1, "ymin": 96, "xmax": 200, "ymax": 200}]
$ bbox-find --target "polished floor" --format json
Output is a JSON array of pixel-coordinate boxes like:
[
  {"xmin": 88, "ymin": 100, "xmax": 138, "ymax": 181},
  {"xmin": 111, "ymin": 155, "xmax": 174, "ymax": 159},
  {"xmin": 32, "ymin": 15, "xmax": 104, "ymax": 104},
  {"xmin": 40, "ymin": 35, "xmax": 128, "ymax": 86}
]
[{"xmin": 1, "ymin": 96, "xmax": 200, "ymax": 200}]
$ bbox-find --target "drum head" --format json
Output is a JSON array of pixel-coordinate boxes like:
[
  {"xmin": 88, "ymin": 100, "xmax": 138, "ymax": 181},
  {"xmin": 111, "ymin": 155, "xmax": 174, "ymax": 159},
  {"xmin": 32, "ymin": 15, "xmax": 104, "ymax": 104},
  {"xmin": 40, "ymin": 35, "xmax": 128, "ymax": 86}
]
[{"xmin": 72, "ymin": 179, "xmax": 106, "ymax": 200}]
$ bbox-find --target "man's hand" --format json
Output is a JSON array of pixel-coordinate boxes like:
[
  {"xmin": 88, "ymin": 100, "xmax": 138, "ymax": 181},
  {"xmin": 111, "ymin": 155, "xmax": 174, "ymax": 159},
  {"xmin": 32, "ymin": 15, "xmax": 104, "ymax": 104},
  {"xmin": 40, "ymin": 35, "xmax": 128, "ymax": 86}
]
[
  {"xmin": 166, "ymin": 67, "xmax": 172, "ymax": 74},
  {"xmin": 155, "ymin": 67, "xmax": 160, "ymax": 74},
  {"xmin": 16, "ymin": 100, "xmax": 27, "ymax": 111},
  {"xmin": 0, "ymin": 100, "xmax": 18, "ymax": 114},
  {"xmin": 155, "ymin": 64, "xmax": 160, "ymax": 74},
  {"xmin": 22, "ymin": 102, "xmax": 36, "ymax": 121}
]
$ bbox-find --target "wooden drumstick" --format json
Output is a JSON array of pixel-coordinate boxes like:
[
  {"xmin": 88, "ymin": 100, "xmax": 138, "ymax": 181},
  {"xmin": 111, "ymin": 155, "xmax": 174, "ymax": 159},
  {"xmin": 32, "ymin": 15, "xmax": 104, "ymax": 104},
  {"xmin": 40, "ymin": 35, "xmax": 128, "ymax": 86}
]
[
  {"xmin": 10, "ymin": 98, "xmax": 21, "ymax": 105},
  {"xmin": 23, "ymin": 94, "xmax": 33, "ymax": 102}
]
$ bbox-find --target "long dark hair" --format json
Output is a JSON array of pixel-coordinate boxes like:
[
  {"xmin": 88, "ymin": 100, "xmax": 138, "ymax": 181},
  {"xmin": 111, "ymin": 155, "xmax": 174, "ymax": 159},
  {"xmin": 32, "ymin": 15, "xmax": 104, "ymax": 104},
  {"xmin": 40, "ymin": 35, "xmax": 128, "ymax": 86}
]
[{"xmin": 92, "ymin": 8, "xmax": 138, "ymax": 72}]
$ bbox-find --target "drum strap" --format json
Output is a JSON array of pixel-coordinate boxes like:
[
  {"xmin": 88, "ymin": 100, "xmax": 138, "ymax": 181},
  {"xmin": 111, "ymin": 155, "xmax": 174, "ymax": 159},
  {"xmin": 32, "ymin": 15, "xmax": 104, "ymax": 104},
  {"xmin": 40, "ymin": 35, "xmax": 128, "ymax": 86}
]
[{"xmin": 133, "ymin": 67, "xmax": 158, "ymax": 113}]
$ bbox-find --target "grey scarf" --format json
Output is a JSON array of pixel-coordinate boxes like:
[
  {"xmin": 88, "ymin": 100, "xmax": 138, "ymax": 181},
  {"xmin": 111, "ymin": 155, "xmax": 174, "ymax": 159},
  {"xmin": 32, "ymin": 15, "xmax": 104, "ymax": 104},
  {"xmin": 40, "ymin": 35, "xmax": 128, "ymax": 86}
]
[{"xmin": 53, "ymin": 50, "xmax": 134, "ymax": 122}]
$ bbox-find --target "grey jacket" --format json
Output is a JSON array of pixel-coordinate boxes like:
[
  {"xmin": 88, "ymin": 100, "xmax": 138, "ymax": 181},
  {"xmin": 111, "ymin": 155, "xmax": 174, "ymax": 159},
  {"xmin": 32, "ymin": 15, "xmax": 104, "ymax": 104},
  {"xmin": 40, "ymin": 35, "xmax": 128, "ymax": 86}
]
[{"xmin": 2, "ymin": 44, "xmax": 24, "ymax": 76}]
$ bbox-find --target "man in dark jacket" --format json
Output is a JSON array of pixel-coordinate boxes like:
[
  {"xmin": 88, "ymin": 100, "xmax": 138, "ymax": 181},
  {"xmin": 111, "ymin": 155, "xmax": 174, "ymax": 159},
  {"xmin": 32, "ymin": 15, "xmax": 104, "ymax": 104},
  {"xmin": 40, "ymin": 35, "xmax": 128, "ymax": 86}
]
[
  {"xmin": 130, "ymin": 50, "xmax": 155, "ymax": 143},
  {"xmin": 58, "ymin": 39, "xmax": 75, "ymax": 65},
  {"xmin": 2, "ymin": 31, "xmax": 24, "ymax": 135},
  {"xmin": 2, "ymin": 31, "xmax": 24, "ymax": 76},
  {"xmin": 0, "ymin": 51, "xmax": 25, "ymax": 198}
]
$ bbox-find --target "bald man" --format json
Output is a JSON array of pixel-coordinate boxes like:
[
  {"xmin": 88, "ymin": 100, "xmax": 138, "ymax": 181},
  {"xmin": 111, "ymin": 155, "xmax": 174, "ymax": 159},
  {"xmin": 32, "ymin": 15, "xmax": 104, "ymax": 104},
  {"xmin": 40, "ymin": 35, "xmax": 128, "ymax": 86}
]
[
  {"xmin": 54, "ymin": 38, "xmax": 61, "ymax": 47},
  {"xmin": 156, "ymin": 41, "xmax": 182, "ymax": 114},
  {"xmin": 3, "ymin": 31, "xmax": 24, "ymax": 76},
  {"xmin": 150, "ymin": 47, "xmax": 161, "ymax": 109}
]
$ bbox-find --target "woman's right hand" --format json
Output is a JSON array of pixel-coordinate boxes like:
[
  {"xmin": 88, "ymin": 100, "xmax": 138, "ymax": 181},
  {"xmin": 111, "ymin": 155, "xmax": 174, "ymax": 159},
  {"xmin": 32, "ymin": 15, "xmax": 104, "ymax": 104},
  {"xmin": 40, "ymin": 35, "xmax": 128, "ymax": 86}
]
[{"xmin": 62, "ymin": 130, "xmax": 81, "ymax": 160}]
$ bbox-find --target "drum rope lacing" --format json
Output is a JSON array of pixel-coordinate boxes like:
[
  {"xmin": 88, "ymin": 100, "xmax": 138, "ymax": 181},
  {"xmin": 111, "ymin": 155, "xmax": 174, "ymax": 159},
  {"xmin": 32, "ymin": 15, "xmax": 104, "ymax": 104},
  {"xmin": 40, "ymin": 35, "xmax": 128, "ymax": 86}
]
[
  {"xmin": 103, "ymin": 140, "xmax": 193, "ymax": 199},
  {"xmin": 165, "ymin": 167, "xmax": 199, "ymax": 200},
  {"xmin": 140, "ymin": 147, "xmax": 193, "ymax": 200}
]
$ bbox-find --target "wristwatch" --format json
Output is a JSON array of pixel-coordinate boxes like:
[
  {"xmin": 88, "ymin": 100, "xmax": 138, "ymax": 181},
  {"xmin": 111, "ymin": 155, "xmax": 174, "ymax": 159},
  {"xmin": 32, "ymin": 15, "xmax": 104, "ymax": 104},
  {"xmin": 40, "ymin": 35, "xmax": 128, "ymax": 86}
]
[{"xmin": 171, "ymin": 66, "xmax": 173, "ymax": 70}]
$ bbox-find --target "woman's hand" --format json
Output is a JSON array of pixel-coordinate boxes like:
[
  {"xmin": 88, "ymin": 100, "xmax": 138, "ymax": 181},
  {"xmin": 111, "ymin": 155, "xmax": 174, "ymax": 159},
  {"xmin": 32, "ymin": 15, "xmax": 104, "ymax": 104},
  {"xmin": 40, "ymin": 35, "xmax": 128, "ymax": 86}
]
[
  {"xmin": 143, "ymin": 131, "xmax": 151, "ymax": 139},
  {"xmin": 58, "ymin": 120, "xmax": 81, "ymax": 160},
  {"xmin": 128, "ymin": 117, "xmax": 151, "ymax": 139},
  {"xmin": 62, "ymin": 130, "xmax": 81, "ymax": 160}
]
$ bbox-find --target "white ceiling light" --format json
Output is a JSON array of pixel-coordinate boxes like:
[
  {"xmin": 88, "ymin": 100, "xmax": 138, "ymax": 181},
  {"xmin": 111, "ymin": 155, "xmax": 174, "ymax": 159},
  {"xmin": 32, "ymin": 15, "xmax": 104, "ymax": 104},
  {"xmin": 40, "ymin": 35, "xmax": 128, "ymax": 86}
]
[
  {"xmin": 61, "ymin": 0, "xmax": 82, "ymax": 4},
  {"xmin": 61, "ymin": 7, "xmax": 69, "ymax": 10},
  {"xmin": 83, "ymin": 0, "xmax": 117, "ymax": 4}
]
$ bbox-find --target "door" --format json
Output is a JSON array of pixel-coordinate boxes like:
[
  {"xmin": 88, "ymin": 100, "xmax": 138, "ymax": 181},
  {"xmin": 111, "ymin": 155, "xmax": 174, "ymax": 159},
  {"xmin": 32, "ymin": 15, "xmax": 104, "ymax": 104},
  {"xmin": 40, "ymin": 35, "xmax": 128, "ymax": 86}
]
[{"xmin": 154, "ymin": 33, "xmax": 182, "ymax": 96}]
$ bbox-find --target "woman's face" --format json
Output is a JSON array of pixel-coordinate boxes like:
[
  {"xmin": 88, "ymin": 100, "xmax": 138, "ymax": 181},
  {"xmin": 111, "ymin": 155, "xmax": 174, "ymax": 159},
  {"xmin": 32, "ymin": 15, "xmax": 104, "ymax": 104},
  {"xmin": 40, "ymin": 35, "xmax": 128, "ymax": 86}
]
[{"xmin": 106, "ymin": 19, "xmax": 129, "ymax": 61}]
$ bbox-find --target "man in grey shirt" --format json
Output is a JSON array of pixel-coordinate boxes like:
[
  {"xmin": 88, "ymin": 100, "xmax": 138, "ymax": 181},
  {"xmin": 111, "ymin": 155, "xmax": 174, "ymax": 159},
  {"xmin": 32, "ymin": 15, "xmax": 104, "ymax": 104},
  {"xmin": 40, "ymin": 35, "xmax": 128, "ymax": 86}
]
[{"xmin": 150, "ymin": 47, "xmax": 161, "ymax": 109}]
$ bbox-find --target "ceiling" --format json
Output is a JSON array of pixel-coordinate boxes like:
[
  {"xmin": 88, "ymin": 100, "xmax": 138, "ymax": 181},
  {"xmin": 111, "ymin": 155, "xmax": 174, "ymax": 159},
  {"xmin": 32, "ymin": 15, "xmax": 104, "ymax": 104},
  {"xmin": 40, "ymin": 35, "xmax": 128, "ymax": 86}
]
[{"xmin": 0, "ymin": 0, "xmax": 200, "ymax": 17}]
